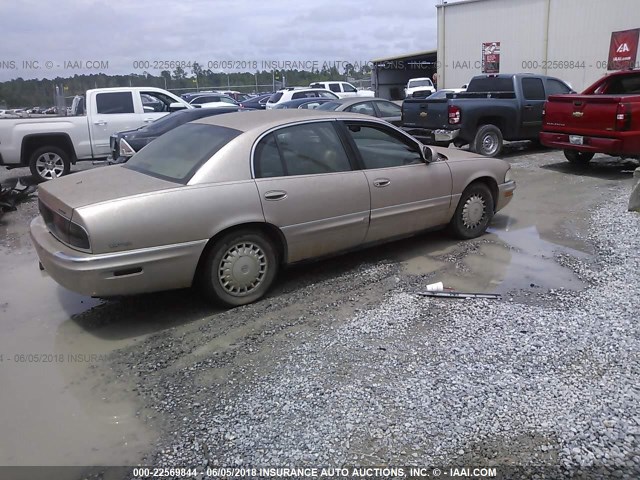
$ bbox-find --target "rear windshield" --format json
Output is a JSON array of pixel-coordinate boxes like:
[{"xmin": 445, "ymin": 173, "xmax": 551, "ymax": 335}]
[
  {"xmin": 409, "ymin": 79, "xmax": 432, "ymax": 87},
  {"xmin": 467, "ymin": 77, "xmax": 515, "ymax": 93},
  {"xmin": 268, "ymin": 92, "xmax": 283, "ymax": 103},
  {"xmin": 317, "ymin": 101, "xmax": 342, "ymax": 111},
  {"xmin": 124, "ymin": 123, "xmax": 241, "ymax": 183}
]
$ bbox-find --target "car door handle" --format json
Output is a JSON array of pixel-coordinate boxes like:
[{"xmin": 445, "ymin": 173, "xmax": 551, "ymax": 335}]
[
  {"xmin": 93, "ymin": 120, "xmax": 107, "ymax": 126},
  {"xmin": 143, "ymin": 117, "xmax": 155, "ymax": 122},
  {"xmin": 373, "ymin": 178, "xmax": 391, "ymax": 187},
  {"xmin": 264, "ymin": 190, "xmax": 287, "ymax": 201},
  {"xmin": 524, "ymin": 105, "xmax": 533, "ymax": 110}
]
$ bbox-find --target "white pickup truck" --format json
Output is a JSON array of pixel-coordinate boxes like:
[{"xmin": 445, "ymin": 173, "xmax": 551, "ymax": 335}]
[{"xmin": 0, "ymin": 87, "xmax": 192, "ymax": 181}]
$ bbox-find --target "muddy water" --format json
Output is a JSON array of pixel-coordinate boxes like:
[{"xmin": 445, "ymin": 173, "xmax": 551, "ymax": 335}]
[
  {"xmin": 0, "ymin": 214, "xmax": 154, "ymax": 466},
  {"xmin": 397, "ymin": 152, "xmax": 629, "ymax": 294}
]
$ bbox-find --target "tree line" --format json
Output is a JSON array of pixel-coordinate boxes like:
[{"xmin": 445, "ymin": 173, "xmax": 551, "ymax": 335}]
[{"xmin": 0, "ymin": 63, "xmax": 372, "ymax": 108}]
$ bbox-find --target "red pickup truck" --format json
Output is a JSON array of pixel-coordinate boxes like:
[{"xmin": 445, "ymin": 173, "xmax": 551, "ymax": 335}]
[{"xmin": 540, "ymin": 70, "xmax": 640, "ymax": 164}]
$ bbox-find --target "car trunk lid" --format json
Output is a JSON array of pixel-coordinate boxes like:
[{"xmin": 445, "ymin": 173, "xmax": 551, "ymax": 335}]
[{"xmin": 38, "ymin": 165, "xmax": 179, "ymax": 218}]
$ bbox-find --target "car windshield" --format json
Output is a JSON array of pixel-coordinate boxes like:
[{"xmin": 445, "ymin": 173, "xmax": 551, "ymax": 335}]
[
  {"xmin": 409, "ymin": 79, "xmax": 431, "ymax": 87},
  {"xmin": 316, "ymin": 101, "xmax": 342, "ymax": 111},
  {"xmin": 124, "ymin": 123, "xmax": 241, "ymax": 183}
]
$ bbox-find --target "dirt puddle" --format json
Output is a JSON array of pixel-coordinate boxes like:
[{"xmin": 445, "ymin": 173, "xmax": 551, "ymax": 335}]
[{"xmin": 0, "ymin": 244, "xmax": 155, "ymax": 466}]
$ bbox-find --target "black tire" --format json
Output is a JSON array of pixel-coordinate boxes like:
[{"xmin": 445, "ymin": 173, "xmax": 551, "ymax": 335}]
[
  {"xmin": 564, "ymin": 149, "xmax": 594, "ymax": 165},
  {"xmin": 448, "ymin": 183, "xmax": 495, "ymax": 239},
  {"xmin": 29, "ymin": 146, "xmax": 71, "ymax": 182},
  {"xmin": 472, "ymin": 124, "xmax": 503, "ymax": 157},
  {"xmin": 200, "ymin": 230, "xmax": 278, "ymax": 307}
]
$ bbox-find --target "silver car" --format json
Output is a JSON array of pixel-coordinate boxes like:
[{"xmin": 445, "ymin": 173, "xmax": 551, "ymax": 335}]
[{"xmin": 31, "ymin": 110, "xmax": 516, "ymax": 307}]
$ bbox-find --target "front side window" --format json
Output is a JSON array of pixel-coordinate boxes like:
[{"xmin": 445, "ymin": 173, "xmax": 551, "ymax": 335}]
[
  {"xmin": 125, "ymin": 123, "xmax": 241, "ymax": 183},
  {"xmin": 344, "ymin": 122, "xmax": 422, "ymax": 169},
  {"xmin": 343, "ymin": 83, "xmax": 357, "ymax": 93},
  {"xmin": 96, "ymin": 92, "xmax": 134, "ymax": 114},
  {"xmin": 254, "ymin": 122, "xmax": 351, "ymax": 178}
]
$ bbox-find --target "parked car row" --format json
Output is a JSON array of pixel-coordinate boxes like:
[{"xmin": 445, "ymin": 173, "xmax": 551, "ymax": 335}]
[{"xmin": 400, "ymin": 69, "xmax": 640, "ymax": 164}]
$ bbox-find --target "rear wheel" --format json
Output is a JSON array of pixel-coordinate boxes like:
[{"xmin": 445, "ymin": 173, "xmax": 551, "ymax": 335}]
[
  {"xmin": 472, "ymin": 125, "xmax": 503, "ymax": 157},
  {"xmin": 200, "ymin": 230, "xmax": 278, "ymax": 307},
  {"xmin": 448, "ymin": 183, "xmax": 494, "ymax": 239},
  {"xmin": 29, "ymin": 146, "xmax": 71, "ymax": 182},
  {"xmin": 564, "ymin": 149, "xmax": 594, "ymax": 165}
]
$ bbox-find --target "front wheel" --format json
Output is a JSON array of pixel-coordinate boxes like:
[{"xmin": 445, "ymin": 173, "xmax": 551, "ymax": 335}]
[
  {"xmin": 200, "ymin": 230, "xmax": 278, "ymax": 307},
  {"xmin": 29, "ymin": 146, "xmax": 71, "ymax": 182},
  {"xmin": 564, "ymin": 149, "xmax": 594, "ymax": 165},
  {"xmin": 448, "ymin": 183, "xmax": 495, "ymax": 239},
  {"xmin": 472, "ymin": 125, "xmax": 503, "ymax": 157}
]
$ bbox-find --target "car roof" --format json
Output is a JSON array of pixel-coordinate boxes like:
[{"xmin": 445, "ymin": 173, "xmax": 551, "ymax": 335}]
[
  {"xmin": 326, "ymin": 97, "xmax": 389, "ymax": 106},
  {"xmin": 278, "ymin": 98, "xmax": 333, "ymax": 106},
  {"xmin": 192, "ymin": 109, "xmax": 383, "ymax": 132}
]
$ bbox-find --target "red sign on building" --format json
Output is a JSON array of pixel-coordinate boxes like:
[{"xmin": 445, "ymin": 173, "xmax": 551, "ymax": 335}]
[
  {"xmin": 607, "ymin": 29, "xmax": 640, "ymax": 70},
  {"xmin": 482, "ymin": 42, "xmax": 501, "ymax": 74}
]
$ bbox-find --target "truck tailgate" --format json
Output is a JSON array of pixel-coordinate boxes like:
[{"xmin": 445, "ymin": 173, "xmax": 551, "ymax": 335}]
[
  {"xmin": 402, "ymin": 98, "xmax": 450, "ymax": 129},
  {"xmin": 544, "ymin": 94, "xmax": 623, "ymax": 135}
]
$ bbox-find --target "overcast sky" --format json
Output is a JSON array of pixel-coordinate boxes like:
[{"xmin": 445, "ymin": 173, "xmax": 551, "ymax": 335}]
[{"xmin": 0, "ymin": 0, "xmax": 441, "ymax": 81}]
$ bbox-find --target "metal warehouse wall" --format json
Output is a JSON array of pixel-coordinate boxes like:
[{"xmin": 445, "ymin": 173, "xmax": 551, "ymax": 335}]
[{"xmin": 437, "ymin": 0, "xmax": 640, "ymax": 92}]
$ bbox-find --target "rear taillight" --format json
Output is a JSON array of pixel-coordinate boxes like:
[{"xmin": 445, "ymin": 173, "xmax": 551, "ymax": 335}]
[
  {"xmin": 615, "ymin": 103, "xmax": 632, "ymax": 131},
  {"xmin": 448, "ymin": 105, "xmax": 461, "ymax": 125}
]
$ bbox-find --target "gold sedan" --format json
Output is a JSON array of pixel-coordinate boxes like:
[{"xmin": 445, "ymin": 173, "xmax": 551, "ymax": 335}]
[{"xmin": 31, "ymin": 110, "xmax": 515, "ymax": 307}]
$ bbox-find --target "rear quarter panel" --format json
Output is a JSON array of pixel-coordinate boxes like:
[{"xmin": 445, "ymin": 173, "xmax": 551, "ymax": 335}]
[{"xmin": 74, "ymin": 180, "xmax": 265, "ymax": 254}]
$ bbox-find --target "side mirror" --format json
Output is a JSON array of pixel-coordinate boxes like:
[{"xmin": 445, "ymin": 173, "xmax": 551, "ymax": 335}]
[
  {"xmin": 422, "ymin": 145, "xmax": 435, "ymax": 163},
  {"xmin": 169, "ymin": 102, "xmax": 188, "ymax": 112}
]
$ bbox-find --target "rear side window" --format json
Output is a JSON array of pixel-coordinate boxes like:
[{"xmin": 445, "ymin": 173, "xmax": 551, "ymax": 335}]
[
  {"xmin": 328, "ymin": 83, "xmax": 341, "ymax": 92},
  {"xmin": 604, "ymin": 74, "xmax": 640, "ymax": 94},
  {"xmin": 254, "ymin": 134, "xmax": 284, "ymax": 178},
  {"xmin": 96, "ymin": 92, "xmax": 134, "ymax": 114},
  {"xmin": 124, "ymin": 123, "xmax": 241, "ymax": 183},
  {"xmin": 522, "ymin": 78, "xmax": 545, "ymax": 100},
  {"xmin": 292, "ymin": 91, "xmax": 317, "ymax": 99},
  {"xmin": 254, "ymin": 122, "xmax": 351, "ymax": 178},
  {"xmin": 546, "ymin": 79, "xmax": 571, "ymax": 95}
]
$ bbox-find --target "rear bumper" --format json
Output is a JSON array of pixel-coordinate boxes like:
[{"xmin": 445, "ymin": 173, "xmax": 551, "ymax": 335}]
[
  {"xmin": 496, "ymin": 180, "xmax": 516, "ymax": 212},
  {"xmin": 539, "ymin": 131, "xmax": 623, "ymax": 154},
  {"xmin": 30, "ymin": 216, "xmax": 207, "ymax": 297},
  {"xmin": 402, "ymin": 127, "xmax": 460, "ymax": 144}
]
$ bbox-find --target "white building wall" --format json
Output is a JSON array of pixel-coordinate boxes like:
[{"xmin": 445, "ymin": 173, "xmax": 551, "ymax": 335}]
[{"xmin": 437, "ymin": 0, "xmax": 640, "ymax": 92}]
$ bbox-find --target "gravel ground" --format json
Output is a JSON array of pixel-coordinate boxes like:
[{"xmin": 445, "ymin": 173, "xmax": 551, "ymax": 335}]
[{"xmin": 102, "ymin": 182, "xmax": 640, "ymax": 479}]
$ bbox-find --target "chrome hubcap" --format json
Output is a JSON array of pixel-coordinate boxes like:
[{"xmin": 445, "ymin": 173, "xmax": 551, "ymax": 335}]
[
  {"xmin": 36, "ymin": 153, "xmax": 64, "ymax": 179},
  {"xmin": 462, "ymin": 194, "xmax": 486, "ymax": 229},
  {"xmin": 217, "ymin": 242, "xmax": 267, "ymax": 297},
  {"xmin": 482, "ymin": 134, "xmax": 498, "ymax": 156}
]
